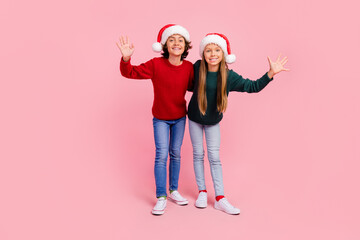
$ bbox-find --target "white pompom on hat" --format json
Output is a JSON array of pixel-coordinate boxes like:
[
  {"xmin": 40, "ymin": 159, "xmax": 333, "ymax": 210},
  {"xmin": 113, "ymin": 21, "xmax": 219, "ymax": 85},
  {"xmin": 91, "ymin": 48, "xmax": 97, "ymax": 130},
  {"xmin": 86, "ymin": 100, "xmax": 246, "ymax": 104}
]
[
  {"xmin": 152, "ymin": 24, "xmax": 190, "ymax": 52},
  {"xmin": 199, "ymin": 33, "xmax": 236, "ymax": 64}
]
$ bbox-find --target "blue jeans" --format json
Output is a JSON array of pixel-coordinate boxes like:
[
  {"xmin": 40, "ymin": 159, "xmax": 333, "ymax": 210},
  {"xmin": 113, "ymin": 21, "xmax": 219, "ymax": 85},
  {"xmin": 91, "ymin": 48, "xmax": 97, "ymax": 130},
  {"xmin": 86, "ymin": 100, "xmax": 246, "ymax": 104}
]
[
  {"xmin": 188, "ymin": 120, "xmax": 224, "ymax": 197},
  {"xmin": 153, "ymin": 116, "xmax": 186, "ymax": 198}
]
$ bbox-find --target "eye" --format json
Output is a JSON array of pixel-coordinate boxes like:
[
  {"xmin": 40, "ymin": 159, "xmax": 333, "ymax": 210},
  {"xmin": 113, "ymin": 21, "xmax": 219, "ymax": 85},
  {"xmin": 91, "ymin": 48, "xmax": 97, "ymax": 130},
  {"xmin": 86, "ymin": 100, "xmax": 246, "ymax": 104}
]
[{"xmin": 216, "ymin": 49, "xmax": 220, "ymax": 52}]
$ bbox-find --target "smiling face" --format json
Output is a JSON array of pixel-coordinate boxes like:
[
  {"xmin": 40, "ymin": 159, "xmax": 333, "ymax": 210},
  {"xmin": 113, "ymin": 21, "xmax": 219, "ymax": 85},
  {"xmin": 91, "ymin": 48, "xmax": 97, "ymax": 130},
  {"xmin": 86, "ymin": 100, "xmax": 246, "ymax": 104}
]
[
  {"xmin": 203, "ymin": 43, "xmax": 224, "ymax": 70},
  {"xmin": 166, "ymin": 34, "xmax": 186, "ymax": 57}
]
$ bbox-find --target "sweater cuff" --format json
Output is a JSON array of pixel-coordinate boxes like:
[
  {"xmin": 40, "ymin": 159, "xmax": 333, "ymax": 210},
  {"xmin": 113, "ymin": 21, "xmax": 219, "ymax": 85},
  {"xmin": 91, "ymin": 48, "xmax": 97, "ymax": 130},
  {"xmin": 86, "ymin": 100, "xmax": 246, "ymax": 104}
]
[{"xmin": 264, "ymin": 72, "xmax": 273, "ymax": 81}]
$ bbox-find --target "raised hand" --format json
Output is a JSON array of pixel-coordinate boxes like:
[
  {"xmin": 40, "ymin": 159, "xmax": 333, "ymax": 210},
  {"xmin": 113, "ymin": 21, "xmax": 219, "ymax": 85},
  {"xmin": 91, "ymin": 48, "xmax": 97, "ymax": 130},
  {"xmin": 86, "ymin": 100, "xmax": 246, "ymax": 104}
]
[
  {"xmin": 116, "ymin": 36, "xmax": 135, "ymax": 62},
  {"xmin": 267, "ymin": 54, "xmax": 290, "ymax": 79}
]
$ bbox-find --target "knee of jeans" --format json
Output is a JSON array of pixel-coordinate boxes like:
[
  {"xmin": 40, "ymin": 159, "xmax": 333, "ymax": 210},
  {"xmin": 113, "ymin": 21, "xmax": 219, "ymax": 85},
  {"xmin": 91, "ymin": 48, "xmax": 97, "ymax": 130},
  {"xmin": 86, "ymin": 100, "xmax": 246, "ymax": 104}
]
[
  {"xmin": 155, "ymin": 148, "xmax": 168, "ymax": 163},
  {"xmin": 155, "ymin": 158, "xmax": 168, "ymax": 167},
  {"xmin": 193, "ymin": 150, "xmax": 204, "ymax": 161},
  {"xmin": 208, "ymin": 151, "xmax": 221, "ymax": 165},
  {"xmin": 169, "ymin": 148, "xmax": 181, "ymax": 159}
]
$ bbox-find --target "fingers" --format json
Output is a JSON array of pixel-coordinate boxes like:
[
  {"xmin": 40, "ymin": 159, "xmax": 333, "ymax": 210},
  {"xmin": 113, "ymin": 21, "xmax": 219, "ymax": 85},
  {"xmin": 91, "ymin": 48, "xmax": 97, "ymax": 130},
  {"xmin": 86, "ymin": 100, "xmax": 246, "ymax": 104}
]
[
  {"xmin": 120, "ymin": 36, "xmax": 127, "ymax": 46},
  {"xmin": 281, "ymin": 57, "xmax": 288, "ymax": 65},
  {"xmin": 267, "ymin": 56, "xmax": 272, "ymax": 64},
  {"xmin": 118, "ymin": 36, "xmax": 132, "ymax": 47},
  {"xmin": 280, "ymin": 56, "xmax": 289, "ymax": 71},
  {"xmin": 269, "ymin": 54, "xmax": 290, "ymax": 73},
  {"xmin": 116, "ymin": 41, "xmax": 121, "ymax": 50},
  {"xmin": 119, "ymin": 36, "xmax": 124, "ymax": 46}
]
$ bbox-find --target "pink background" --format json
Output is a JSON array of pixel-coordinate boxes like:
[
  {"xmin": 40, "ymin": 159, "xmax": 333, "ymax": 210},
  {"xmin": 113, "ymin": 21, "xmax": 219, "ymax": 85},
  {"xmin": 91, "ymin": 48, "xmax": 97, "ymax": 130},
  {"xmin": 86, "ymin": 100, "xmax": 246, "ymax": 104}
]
[{"xmin": 1, "ymin": 0, "xmax": 359, "ymax": 239}]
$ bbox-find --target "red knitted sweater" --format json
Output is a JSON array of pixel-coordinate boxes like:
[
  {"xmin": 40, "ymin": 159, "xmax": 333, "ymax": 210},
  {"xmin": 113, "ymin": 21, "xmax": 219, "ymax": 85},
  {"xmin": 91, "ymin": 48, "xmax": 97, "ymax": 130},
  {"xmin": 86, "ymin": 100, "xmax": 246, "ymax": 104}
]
[{"xmin": 120, "ymin": 57, "xmax": 194, "ymax": 120}]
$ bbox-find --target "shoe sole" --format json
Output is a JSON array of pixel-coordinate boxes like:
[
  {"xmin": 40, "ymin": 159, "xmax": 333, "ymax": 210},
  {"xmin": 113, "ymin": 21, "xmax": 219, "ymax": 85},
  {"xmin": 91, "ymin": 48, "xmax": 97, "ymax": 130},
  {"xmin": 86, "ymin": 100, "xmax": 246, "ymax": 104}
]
[
  {"xmin": 195, "ymin": 202, "xmax": 207, "ymax": 208},
  {"xmin": 168, "ymin": 197, "xmax": 188, "ymax": 205},
  {"xmin": 151, "ymin": 210, "xmax": 165, "ymax": 215},
  {"xmin": 195, "ymin": 205, "xmax": 207, "ymax": 209},
  {"xmin": 214, "ymin": 205, "xmax": 240, "ymax": 215}
]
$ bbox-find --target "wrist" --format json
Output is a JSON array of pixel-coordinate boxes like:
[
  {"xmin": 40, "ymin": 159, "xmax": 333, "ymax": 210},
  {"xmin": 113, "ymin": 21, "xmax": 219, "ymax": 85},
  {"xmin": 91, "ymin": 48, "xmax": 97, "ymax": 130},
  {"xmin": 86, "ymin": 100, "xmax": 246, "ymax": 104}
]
[
  {"xmin": 122, "ymin": 56, "xmax": 130, "ymax": 62},
  {"xmin": 267, "ymin": 69, "xmax": 275, "ymax": 79}
]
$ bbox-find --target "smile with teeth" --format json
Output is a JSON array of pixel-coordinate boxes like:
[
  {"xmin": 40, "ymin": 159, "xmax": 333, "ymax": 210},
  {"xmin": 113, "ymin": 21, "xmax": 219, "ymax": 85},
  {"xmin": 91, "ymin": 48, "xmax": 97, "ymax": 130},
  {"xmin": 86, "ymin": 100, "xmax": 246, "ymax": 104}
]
[
  {"xmin": 172, "ymin": 47, "xmax": 181, "ymax": 50},
  {"xmin": 209, "ymin": 58, "xmax": 218, "ymax": 62}
]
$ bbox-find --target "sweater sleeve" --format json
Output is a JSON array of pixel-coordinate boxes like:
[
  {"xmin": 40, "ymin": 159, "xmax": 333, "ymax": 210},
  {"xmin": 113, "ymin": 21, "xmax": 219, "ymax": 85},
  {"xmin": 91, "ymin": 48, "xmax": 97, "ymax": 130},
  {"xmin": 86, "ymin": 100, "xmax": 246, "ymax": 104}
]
[
  {"xmin": 188, "ymin": 60, "xmax": 201, "ymax": 92},
  {"xmin": 187, "ymin": 64, "xmax": 195, "ymax": 91},
  {"xmin": 228, "ymin": 70, "xmax": 273, "ymax": 93},
  {"xmin": 120, "ymin": 57, "xmax": 154, "ymax": 79}
]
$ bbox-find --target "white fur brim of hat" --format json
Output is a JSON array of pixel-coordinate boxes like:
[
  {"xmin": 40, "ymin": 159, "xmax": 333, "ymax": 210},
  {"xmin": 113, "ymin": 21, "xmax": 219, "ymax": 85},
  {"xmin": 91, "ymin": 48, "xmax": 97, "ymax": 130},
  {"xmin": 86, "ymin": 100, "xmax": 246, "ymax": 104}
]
[
  {"xmin": 199, "ymin": 35, "xmax": 236, "ymax": 64},
  {"xmin": 152, "ymin": 25, "xmax": 190, "ymax": 52}
]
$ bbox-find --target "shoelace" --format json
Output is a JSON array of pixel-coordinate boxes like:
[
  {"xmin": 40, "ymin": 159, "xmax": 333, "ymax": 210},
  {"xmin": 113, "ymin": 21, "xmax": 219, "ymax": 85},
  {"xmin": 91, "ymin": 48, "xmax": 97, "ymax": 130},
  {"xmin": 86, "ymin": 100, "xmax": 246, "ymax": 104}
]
[
  {"xmin": 172, "ymin": 191, "xmax": 182, "ymax": 199},
  {"xmin": 155, "ymin": 199, "xmax": 166, "ymax": 208}
]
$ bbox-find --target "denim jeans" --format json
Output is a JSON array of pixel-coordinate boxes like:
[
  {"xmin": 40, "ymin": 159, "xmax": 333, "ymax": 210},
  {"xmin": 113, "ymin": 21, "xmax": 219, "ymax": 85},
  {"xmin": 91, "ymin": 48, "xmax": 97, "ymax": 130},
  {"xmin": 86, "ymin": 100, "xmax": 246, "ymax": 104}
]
[
  {"xmin": 153, "ymin": 116, "xmax": 186, "ymax": 198},
  {"xmin": 188, "ymin": 119, "xmax": 224, "ymax": 197}
]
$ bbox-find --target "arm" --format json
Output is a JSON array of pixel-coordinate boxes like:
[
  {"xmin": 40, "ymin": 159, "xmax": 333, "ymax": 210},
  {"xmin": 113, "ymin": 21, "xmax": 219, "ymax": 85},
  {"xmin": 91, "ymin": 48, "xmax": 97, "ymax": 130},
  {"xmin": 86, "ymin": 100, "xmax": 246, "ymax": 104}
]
[
  {"xmin": 120, "ymin": 58, "xmax": 154, "ymax": 79},
  {"xmin": 187, "ymin": 63, "xmax": 195, "ymax": 92},
  {"xmin": 187, "ymin": 60, "xmax": 201, "ymax": 92},
  {"xmin": 230, "ymin": 54, "xmax": 290, "ymax": 92},
  {"xmin": 117, "ymin": 36, "xmax": 154, "ymax": 79},
  {"xmin": 229, "ymin": 71, "xmax": 273, "ymax": 93}
]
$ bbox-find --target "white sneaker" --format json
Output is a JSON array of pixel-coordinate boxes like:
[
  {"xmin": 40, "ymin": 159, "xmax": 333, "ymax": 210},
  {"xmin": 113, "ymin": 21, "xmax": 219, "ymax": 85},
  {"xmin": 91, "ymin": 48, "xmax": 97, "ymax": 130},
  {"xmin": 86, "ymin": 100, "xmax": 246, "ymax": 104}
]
[
  {"xmin": 214, "ymin": 198, "xmax": 240, "ymax": 215},
  {"xmin": 195, "ymin": 192, "xmax": 207, "ymax": 208},
  {"xmin": 152, "ymin": 197, "xmax": 167, "ymax": 215},
  {"xmin": 169, "ymin": 190, "xmax": 188, "ymax": 205}
]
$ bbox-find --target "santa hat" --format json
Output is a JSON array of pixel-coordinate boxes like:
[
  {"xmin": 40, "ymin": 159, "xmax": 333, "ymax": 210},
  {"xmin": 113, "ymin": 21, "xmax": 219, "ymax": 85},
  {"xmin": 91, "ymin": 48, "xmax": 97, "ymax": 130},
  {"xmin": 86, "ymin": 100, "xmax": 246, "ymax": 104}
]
[
  {"xmin": 199, "ymin": 33, "xmax": 236, "ymax": 64},
  {"xmin": 152, "ymin": 24, "xmax": 190, "ymax": 52}
]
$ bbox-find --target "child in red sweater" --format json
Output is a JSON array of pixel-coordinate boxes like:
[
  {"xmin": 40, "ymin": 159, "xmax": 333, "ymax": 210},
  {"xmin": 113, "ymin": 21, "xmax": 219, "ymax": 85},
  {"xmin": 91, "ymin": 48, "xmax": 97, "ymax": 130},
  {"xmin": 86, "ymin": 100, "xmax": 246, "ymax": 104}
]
[{"xmin": 117, "ymin": 24, "xmax": 194, "ymax": 215}]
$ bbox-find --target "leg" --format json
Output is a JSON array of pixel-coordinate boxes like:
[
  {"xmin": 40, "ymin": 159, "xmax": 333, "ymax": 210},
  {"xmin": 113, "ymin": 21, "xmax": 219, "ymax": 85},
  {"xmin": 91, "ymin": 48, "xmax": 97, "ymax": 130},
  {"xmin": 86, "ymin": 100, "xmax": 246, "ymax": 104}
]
[
  {"xmin": 188, "ymin": 120, "xmax": 206, "ymax": 192},
  {"xmin": 204, "ymin": 123, "xmax": 224, "ymax": 197},
  {"xmin": 168, "ymin": 117, "xmax": 186, "ymax": 191},
  {"xmin": 153, "ymin": 117, "xmax": 170, "ymax": 198}
]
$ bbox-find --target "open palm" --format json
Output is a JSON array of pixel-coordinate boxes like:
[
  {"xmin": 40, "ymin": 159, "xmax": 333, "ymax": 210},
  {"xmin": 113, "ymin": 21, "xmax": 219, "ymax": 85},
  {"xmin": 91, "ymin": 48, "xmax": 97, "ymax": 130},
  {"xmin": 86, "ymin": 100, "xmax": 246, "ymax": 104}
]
[
  {"xmin": 116, "ymin": 36, "xmax": 134, "ymax": 61},
  {"xmin": 267, "ymin": 54, "xmax": 290, "ymax": 75}
]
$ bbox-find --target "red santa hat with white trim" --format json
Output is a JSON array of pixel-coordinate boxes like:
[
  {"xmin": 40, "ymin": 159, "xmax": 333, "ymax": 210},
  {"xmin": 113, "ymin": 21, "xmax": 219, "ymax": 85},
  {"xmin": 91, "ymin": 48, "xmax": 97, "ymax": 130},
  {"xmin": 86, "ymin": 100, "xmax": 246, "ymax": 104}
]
[
  {"xmin": 199, "ymin": 33, "xmax": 236, "ymax": 64},
  {"xmin": 152, "ymin": 24, "xmax": 190, "ymax": 52}
]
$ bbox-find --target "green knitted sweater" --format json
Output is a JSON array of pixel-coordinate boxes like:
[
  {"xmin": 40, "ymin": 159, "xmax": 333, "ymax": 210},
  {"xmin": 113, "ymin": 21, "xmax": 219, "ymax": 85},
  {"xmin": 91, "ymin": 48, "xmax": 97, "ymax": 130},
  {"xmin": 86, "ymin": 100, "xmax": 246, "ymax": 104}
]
[{"xmin": 187, "ymin": 60, "xmax": 273, "ymax": 125}]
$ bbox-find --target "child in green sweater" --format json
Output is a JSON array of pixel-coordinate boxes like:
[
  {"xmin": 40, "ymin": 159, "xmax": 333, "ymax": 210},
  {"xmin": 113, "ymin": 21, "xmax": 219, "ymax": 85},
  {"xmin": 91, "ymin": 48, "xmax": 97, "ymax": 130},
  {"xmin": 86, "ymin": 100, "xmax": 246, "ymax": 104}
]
[{"xmin": 188, "ymin": 33, "xmax": 289, "ymax": 215}]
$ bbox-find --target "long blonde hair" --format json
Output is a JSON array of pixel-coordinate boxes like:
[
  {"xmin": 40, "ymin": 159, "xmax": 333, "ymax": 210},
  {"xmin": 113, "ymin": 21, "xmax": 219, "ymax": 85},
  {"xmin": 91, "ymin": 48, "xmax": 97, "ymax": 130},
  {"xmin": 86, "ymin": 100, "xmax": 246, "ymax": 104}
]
[{"xmin": 198, "ymin": 54, "xmax": 228, "ymax": 115}]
